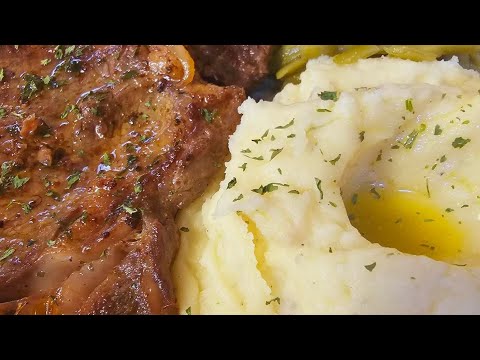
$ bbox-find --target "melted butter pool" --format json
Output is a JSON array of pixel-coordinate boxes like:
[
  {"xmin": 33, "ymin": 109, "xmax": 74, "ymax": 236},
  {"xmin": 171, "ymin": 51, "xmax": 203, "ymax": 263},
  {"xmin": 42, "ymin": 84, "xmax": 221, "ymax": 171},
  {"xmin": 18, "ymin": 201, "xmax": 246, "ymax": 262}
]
[{"xmin": 345, "ymin": 186, "xmax": 464, "ymax": 262}]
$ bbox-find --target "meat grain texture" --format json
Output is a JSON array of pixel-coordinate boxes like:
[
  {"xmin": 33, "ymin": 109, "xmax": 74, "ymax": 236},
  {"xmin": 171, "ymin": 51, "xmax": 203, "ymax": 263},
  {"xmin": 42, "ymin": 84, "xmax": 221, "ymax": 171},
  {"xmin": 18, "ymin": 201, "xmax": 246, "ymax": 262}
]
[{"xmin": 0, "ymin": 45, "xmax": 246, "ymax": 314}]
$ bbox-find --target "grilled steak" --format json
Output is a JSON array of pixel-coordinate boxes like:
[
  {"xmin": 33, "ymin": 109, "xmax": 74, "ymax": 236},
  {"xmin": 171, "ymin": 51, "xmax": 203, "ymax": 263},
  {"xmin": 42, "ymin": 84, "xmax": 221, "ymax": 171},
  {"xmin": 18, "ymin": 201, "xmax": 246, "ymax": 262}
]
[
  {"xmin": 0, "ymin": 45, "xmax": 245, "ymax": 314},
  {"xmin": 186, "ymin": 45, "xmax": 274, "ymax": 90}
]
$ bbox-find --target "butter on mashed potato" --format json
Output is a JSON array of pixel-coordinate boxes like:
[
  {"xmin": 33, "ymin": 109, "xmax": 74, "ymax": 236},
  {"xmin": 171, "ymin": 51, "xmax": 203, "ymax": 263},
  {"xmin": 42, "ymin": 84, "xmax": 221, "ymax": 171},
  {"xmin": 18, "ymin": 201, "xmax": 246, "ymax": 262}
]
[{"xmin": 173, "ymin": 56, "xmax": 480, "ymax": 314}]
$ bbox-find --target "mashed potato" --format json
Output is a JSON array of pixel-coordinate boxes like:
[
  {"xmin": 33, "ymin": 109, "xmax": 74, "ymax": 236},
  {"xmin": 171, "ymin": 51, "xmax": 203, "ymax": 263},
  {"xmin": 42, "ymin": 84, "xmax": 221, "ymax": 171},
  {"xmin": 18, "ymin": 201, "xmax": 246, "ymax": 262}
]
[{"xmin": 173, "ymin": 56, "xmax": 480, "ymax": 314}]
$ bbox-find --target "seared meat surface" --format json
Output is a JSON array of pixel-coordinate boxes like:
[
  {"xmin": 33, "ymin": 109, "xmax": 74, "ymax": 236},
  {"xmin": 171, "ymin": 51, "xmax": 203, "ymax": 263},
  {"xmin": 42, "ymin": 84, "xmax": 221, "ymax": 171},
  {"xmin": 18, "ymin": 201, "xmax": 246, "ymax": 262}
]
[
  {"xmin": 186, "ymin": 45, "xmax": 274, "ymax": 90},
  {"xmin": 0, "ymin": 45, "xmax": 245, "ymax": 314}
]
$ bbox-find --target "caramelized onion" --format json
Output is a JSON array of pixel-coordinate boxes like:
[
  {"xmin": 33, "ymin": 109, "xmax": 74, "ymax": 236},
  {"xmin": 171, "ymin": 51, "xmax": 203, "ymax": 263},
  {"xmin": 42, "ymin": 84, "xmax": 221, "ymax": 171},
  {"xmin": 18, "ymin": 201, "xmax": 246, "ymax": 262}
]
[{"xmin": 166, "ymin": 45, "xmax": 195, "ymax": 87}]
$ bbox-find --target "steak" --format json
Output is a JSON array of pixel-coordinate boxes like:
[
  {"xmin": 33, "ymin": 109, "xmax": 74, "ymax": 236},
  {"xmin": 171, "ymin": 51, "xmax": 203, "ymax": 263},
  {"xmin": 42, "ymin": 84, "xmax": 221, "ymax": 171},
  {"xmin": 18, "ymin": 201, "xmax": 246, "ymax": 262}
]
[
  {"xmin": 186, "ymin": 45, "xmax": 274, "ymax": 90},
  {"xmin": 0, "ymin": 45, "xmax": 245, "ymax": 314}
]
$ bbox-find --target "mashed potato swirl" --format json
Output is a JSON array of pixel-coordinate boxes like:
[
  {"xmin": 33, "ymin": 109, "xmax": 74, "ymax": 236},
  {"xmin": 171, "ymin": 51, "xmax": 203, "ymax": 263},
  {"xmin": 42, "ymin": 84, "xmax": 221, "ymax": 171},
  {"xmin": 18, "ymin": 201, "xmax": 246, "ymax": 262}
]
[{"xmin": 173, "ymin": 56, "xmax": 480, "ymax": 314}]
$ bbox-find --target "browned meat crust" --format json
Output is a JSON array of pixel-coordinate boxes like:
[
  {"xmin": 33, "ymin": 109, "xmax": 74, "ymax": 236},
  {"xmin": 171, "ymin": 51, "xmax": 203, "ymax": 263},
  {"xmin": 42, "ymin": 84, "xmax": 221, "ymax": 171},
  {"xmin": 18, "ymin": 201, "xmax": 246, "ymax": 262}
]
[
  {"xmin": 0, "ymin": 45, "xmax": 245, "ymax": 314},
  {"xmin": 186, "ymin": 45, "xmax": 274, "ymax": 90}
]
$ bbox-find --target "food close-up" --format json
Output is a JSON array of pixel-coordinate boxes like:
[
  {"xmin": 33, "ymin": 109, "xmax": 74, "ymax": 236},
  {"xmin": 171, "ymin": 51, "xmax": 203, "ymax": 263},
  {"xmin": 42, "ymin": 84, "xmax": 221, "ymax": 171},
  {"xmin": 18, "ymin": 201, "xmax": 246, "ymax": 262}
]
[{"xmin": 1, "ymin": 45, "xmax": 480, "ymax": 314}]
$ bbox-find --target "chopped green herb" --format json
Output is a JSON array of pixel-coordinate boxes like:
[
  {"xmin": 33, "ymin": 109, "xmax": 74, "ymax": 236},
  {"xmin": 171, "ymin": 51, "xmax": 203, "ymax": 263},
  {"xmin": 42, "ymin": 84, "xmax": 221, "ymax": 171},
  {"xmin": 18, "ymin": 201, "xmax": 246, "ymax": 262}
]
[
  {"xmin": 452, "ymin": 137, "xmax": 471, "ymax": 149},
  {"xmin": 400, "ymin": 125, "xmax": 426, "ymax": 149},
  {"xmin": 275, "ymin": 119, "xmax": 294, "ymax": 129},
  {"xmin": 270, "ymin": 148, "xmax": 283, "ymax": 160},
  {"xmin": 121, "ymin": 204, "xmax": 138, "ymax": 214},
  {"xmin": 287, "ymin": 134, "xmax": 296, "ymax": 139},
  {"xmin": 0, "ymin": 248, "xmax": 15, "ymax": 261},
  {"xmin": 239, "ymin": 163, "xmax": 247, "ymax": 172},
  {"xmin": 200, "ymin": 108, "xmax": 217, "ymax": 123},
  {"xmin": 440, "ymin": 155, "xmax": 447, "ymax": 163},
  {"xmin": 179, "ymin": 227, "xmax": 189, "ymax": 232},
  {"xmin": 461, "ymin": 204, "xmax": 469, "ymax": 208},
  {"xmin": 370, "ymin": 187, "xmax": 381, "ymax": 199},
  {"xmin": 261, "ymin": 130, "xmax": 269, "ymax": 139},
  {"xmin": 21, "ymin": 203, "xmax": 32, "ymax": 214},
  {"xmin": 66, "ymin": 171, "xmax": 81, "ymax": 189},
  {"xmin": 424, "ymin": 219, "xmax": 435, "ymax": 222},
  {"xmin": 0, "ymin": 108, "xmax": 6, "ymax": 118},
  {"xmin": 0, "ymin": 68, "xmax": 4, "ymax": 81},
  {"xmin": 185, "ymin": 307, "xmax": 192, "ymax": 315},
  {"xmin": 426, "ymin": 178, "xmax": 430, "ymax": 198},
  {"xmin": 462, "ymin": 120, "xmax": 470, "ymax": 125},
  {"xmin": 315, "ymin": 178, "xmax": 323, "ymax": 200},
  {"xmin": 391, "ymin": 144, "xmax": 400, "ymax": 149},
  {"xmin": 445, "ymin": 208, "xmax": 454, "ymax": 213},
  {"xmin": 244, "ymin": 155, "xmax": 264, "ymax": 161},
  {"xmin": 265, "ymin": 297, "xmax": 281, "ymax": 305},
  {"xmin": 12, "ymin": 175, "xmax": 29, "ymax": 189},
  {"xmin": 277, "ymin": 168, "xmax": 282, "ymax": 175},
  {"xmin": 442, "ymin": 93, "xmax": 446, "ymax": 99},
  {"xmin": 227, "ymin": 177, "xmax": 237, "ymax": 189},
  {"xmin": 60, "ymin": 104, "xmax": 78, "ymax": 119},
  {"xmin": 80, "ymin": 211, "xmax": 88, "ymax": 223},
  {"xmin": 127, "ymin": 155, "xmax": 138, "ymax": 167},
  {"xmin": 233, "ymin": 194, "xmax": 244, "ymax": 202},
  {"xmin": 240, "ymin": 149, "xmax": 251, "ymax": 154},
  {"xmin": 145, "ymin": 101, "xmax": 151, "ymax": 108},
  {"xmin": 405, "ymin": 98, "xmax": 414, "ymax": 112},
  {"xmin": 364, "ymin": 262, "xmax": 376, "ymax": 272},
  {"xmin": 329, "ymin": 154, "xmax": 341, "ymax": 165},
  {"xmin": 54, "ymin": 46, "xmax": 63, "ymax": 59},
  {"xmin": 252, "ymin": 139, "xmax": 261, "ymax": 144},
  {"xmin": 252, "ymin": 183, "xmax": 289, "ymax": 195},
  {"xmin": 101, "ymin": 153, "xmax": 111, "ymax": 166},
  {"xmin": 47, "ymin": 240, "xmax": 56, "ymax": 247},
  {"xmin": 288, "ymin": 190, "xmax": 300, "ymax": 194},
  {"xmin": 45, "ymin": 190, "xmax": 61, "ymax": 201},
  {"xmin": 434, "ymin": 125, "xmax": 442, "ymax": 135},
  {"xmin": 271, "ymin": 135, "xmax": 276, "ymax": 141},
  {"xmin": 121, "ymin": 70, "xmax": 138, "ymax": 80},
  {"xmin": 376, "ymin": 151, "xmax": 382, "ymax": 162},
  {"xmin": 351, "ymin": 193, "xmax": 358, "ymax": 205},
  {"xmin": 431, "ymin": 164, "xmax": 437, "ymax": 170},
  {"xmin": 316, "ymin": 108, "xmax": 331, "ymax": 113},
  {"xmin": 42, "ymin": 75, "xmax": 51, "ymax": 85},
  {"xmin": 359, "ymin": 131, "xmax": 365, "ymax": 142},
  {"xmin": 319, "ymin": 91, "xmax": 338, "ymax": 101},
  {"xmin": 21, "ymin": 73, "xmax": 45, "ymax": 103},
  {"xmin": 329, "ymin": 201, "xmax": 337, "ymax": 207},
  {"xmin": 41, "ymin": 58, "xmax": 51, "ymax": 66},
  {"xmin": 134, "ymin": 182, "xmax": 143, "ymax": 194}
]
